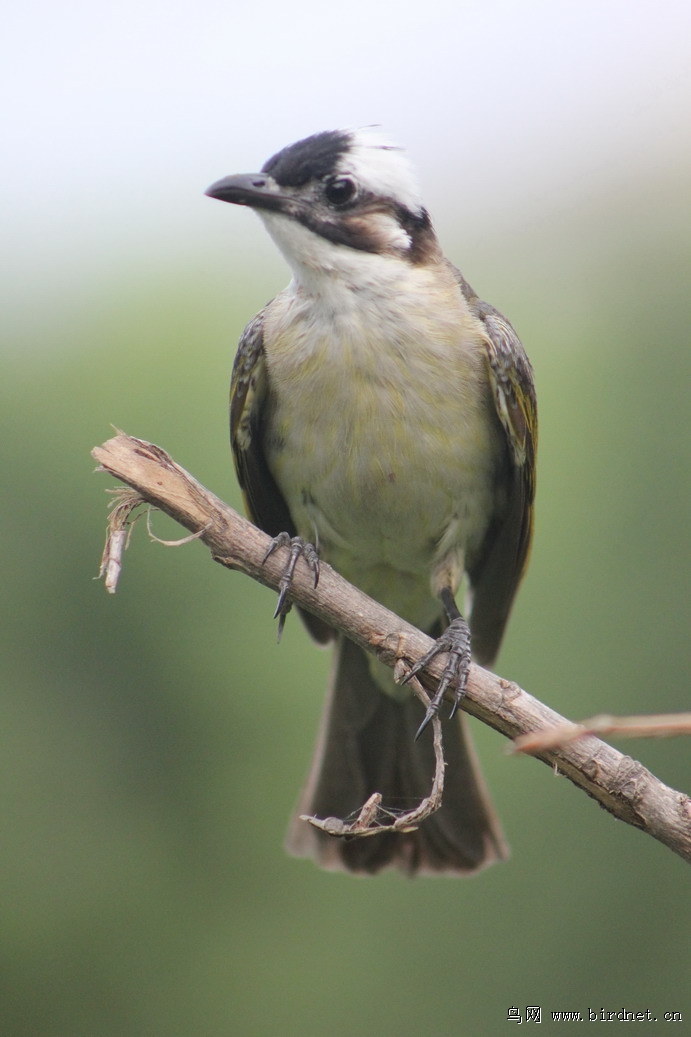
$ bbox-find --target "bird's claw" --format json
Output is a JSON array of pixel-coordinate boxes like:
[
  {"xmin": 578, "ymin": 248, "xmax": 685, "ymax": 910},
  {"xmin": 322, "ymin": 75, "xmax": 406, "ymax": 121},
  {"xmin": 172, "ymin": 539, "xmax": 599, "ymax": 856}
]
[
  {"xmin": 402, "ymin": 617, "xmax": 471, "ymax": 739},
  {"xmin": 262, "ymin": 533, "xmax": 319, "ymax": 641}
]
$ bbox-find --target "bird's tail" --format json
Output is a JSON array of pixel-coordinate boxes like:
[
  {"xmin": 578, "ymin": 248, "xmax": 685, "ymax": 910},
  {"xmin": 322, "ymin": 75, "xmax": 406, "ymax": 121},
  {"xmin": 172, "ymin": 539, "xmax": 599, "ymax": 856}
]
[{"xmin": 285, "ymin": 635, "xmax": 508, "ymax": 875}]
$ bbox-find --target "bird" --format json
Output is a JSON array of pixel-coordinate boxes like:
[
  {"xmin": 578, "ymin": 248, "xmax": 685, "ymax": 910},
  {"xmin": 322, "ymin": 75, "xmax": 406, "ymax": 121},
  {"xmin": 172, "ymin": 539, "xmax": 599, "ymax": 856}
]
[{"xmin": 206, "ymin": 128, "xmax": 537, "ymax": 876}]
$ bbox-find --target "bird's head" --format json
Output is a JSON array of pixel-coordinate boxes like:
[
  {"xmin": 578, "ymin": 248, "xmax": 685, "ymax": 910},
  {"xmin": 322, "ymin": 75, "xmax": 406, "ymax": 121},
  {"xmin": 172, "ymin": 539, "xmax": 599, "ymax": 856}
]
[{"xmin": 206, "ymin": 129, "xmax": 441, "ymax": 281}]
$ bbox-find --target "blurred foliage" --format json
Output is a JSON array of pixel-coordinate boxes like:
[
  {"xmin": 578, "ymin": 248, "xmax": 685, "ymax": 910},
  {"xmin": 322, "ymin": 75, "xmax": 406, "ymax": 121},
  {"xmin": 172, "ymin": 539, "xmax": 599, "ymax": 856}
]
[{"xmin": 2, "ymin": 165, "xmax": 690, "ymax": 1037}]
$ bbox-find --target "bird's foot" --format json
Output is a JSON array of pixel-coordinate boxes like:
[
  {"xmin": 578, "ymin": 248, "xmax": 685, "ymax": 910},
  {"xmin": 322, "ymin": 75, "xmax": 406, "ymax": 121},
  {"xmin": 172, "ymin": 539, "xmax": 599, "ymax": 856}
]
[
  {"xmin": 402, "ymin": 616, "xmax": 471, "ymax": 739},
  {"xmin": 262, "ymin": 533, "xmax": 319, "ymax": 641}
]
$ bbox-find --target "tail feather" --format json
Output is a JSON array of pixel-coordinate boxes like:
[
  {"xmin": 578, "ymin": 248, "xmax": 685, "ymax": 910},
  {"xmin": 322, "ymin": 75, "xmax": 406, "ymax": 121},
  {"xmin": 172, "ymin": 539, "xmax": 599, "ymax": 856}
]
[{"xmin": 285, "ymin": 636, "xmax": 508, "ymax": 876}]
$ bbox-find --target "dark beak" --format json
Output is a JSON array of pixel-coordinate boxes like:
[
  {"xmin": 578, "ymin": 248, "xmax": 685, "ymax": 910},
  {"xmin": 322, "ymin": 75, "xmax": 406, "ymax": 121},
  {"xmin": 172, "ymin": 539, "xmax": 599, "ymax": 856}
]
[{"xmin": 204, "ymin": 172, "xmax": 288, "ymax": 213}]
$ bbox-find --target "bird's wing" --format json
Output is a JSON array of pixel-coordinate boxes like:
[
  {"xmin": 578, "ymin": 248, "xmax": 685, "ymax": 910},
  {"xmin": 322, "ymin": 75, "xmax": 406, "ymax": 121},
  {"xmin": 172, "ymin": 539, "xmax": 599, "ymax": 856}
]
[
  {"xmin": 230, "ymin": 309, "xmax": 293, "ymax": 538},
  {"xmin": 455, "ymin": 270, "xmax": 538, "ymax": 665},
  {"xmin": 230, "ymin": 308, "xmax": 334, "ymax": 643}
]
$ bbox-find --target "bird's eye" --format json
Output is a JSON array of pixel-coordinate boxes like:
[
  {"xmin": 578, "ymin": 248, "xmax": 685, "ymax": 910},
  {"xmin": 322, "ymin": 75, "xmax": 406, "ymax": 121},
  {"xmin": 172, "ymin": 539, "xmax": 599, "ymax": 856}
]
[{"xmin": 324, "ymin": 176, "xmax": 358, "ymax": 207}]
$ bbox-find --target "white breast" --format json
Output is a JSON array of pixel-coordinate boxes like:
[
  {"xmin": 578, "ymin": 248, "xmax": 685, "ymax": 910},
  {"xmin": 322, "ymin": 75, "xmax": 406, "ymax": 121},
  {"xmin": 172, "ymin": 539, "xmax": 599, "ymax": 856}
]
[{"xmin": 261, "ymin": 258, "xmax": 501, "ymax": 624}]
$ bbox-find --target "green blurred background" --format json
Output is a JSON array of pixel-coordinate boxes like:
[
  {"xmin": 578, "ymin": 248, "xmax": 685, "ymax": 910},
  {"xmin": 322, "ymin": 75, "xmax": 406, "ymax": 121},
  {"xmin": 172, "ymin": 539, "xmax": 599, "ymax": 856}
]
[{"xmin": 3, "ymin": 2, "xmax": 690, "ymax": 1034}]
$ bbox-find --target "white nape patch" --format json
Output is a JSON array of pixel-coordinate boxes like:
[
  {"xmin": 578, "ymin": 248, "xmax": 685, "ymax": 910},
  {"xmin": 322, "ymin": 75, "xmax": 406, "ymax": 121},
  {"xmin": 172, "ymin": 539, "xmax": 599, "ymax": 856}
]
[{"xmin": 338, "ymin": 128, "xmax": 424, "ymax": 214}]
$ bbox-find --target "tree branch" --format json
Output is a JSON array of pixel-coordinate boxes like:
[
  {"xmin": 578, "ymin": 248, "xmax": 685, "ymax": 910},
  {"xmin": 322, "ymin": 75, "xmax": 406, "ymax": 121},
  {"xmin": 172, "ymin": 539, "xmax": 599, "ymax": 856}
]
[{"xmin": 92, "ymin": 433, "xmax": 691, "ymax": 865}]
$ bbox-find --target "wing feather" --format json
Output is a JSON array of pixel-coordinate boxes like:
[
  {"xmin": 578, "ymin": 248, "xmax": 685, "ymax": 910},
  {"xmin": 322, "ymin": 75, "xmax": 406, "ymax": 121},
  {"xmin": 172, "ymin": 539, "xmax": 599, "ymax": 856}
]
[
  {"xmin": 454, "ymin": 269, "xmax": 538, "ymax": 665},
  {"xmin": 230, "ymin": 308, "xmax": 333, "ymax": 644}
]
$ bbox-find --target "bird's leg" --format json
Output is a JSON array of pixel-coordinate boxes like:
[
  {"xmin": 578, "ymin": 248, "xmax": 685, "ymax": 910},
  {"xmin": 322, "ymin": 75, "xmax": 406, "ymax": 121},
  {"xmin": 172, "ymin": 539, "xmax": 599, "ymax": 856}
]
[
  {"xmin": 402, "ymin": 587, "xmax": 471, "ymax": 740},
  {"xmin": 262, "ymin": 533, "xmax": 319, "ymax": 641}
]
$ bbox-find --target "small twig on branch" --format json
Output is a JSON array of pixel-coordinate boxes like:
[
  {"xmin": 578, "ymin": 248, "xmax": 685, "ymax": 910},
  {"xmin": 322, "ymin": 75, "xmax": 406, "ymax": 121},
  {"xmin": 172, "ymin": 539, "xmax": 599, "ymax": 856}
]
[
  {"xmin": 512, "ymin": 713, "xmax": 691, "ymax": 754},
  {"xmin": 302, "ymin": 672, "xmax": 446, "ymax": 838},
  {"xmin": 97, "ymin": 488, "xmax": 148, "ymax": 593},
  {"xmin": 92, "ymin": 432, "xmax": 691, "ymax": 865}
]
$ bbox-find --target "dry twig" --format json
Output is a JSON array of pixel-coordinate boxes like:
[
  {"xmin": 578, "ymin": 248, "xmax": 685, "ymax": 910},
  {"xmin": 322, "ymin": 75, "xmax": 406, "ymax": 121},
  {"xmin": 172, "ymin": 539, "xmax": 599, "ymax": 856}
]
[
  {"xmin": 301, "ymin": 672, "xmax": 446, "ymax": 838},
  {"xmin": 92, "ymin": 432, "xmax": 691, "ymax": 865},
  {"xmin": 512, "ymin": 713, "xmax": 691, "ymax": 754}
]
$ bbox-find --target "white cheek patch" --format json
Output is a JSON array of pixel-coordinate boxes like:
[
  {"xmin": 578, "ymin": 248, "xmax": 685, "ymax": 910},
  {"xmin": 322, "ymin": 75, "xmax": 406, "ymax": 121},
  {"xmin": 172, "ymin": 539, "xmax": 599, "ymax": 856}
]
[
  {"xmin": 366, "ymin": 211, "xmax": 412, "ymax": 253},
  {"xmin": 259, "ymin": 212, "xmax": 339, "ymax": 271},
  {"xmin": 339, "ymin": 128, "xmax": 424, "ymax": 216},
  {"xmin": 260, "ymin": 209, "xmax": 411, "ymax": 270}
]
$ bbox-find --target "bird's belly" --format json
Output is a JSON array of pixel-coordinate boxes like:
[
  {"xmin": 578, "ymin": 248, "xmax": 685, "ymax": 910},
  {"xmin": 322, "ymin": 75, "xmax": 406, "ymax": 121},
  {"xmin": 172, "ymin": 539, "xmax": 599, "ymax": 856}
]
[{"xmin": 266, "ymin": 349, "xmax": 500, "ymax": 621}]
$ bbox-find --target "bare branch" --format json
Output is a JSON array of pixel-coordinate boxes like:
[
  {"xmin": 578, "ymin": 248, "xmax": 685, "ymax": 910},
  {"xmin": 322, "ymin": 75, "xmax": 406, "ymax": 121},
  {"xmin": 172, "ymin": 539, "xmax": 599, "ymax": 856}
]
[{"xmin": 92, "ymin": 432, "xmax": 691, "ymax": 865}]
